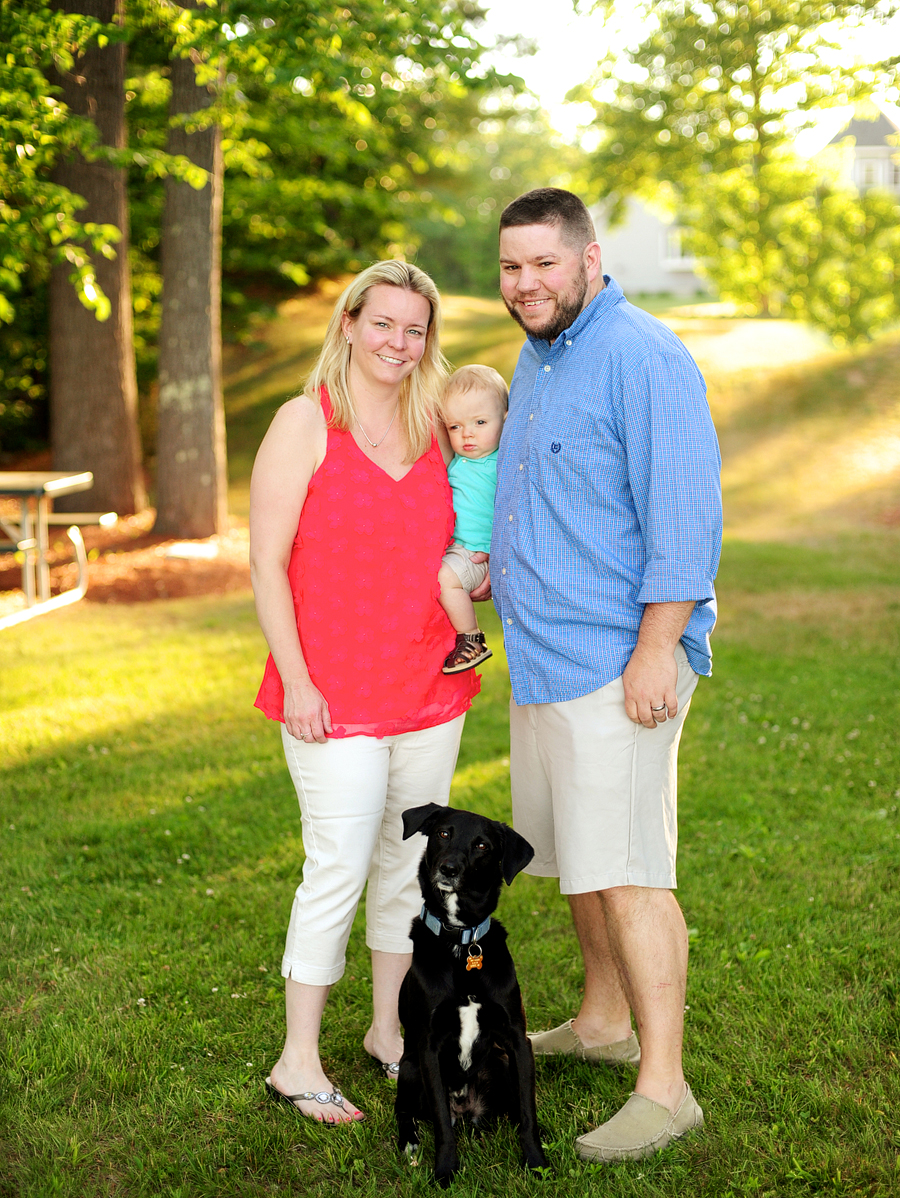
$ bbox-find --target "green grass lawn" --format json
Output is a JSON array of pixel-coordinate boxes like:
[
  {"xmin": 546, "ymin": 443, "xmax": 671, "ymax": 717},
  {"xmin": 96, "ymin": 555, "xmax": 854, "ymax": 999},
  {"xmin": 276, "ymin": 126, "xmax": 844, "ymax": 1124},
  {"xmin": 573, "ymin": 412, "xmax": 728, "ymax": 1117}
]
[
  {"xmin": 2, "ymin": 532, "xmax": 899, "ymax": 1196},
  {"xmin": 3, "ymin": 295, "xmax": 900, "ymax": 1194}
]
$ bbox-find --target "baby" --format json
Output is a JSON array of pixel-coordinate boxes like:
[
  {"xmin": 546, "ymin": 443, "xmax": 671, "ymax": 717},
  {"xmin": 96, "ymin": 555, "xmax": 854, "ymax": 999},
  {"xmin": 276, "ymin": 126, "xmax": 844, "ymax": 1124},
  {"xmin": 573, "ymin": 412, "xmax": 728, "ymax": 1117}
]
[{"xmin": 438, "ymin": 364, "xmax": 508, "ymax": 674}]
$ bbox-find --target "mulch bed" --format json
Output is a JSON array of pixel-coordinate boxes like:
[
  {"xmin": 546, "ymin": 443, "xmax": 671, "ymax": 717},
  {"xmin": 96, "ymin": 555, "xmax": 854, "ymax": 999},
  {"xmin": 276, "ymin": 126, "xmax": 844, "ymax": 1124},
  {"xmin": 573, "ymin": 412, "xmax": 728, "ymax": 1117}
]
[{"xmin": 0, "ymin": 507, "xmax": 251, "ymax": 613}]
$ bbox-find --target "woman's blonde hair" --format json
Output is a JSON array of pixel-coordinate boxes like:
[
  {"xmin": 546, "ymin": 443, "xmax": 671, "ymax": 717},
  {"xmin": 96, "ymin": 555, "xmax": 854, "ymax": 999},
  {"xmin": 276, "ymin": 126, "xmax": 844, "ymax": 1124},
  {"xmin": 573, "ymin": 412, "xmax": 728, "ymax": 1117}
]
[{"xmin": 303, "ymin": 261, "xmax": 448, "ymax": 462}]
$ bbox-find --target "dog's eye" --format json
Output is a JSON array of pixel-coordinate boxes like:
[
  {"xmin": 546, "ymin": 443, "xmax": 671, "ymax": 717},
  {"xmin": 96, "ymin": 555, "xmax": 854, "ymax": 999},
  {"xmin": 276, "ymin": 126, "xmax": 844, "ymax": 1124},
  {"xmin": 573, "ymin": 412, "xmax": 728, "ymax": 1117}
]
[
  {"xmin": 474, "ymin": 840, "xmax": 487, "ymax": 851},
  {"xmin": 438, "ymin": 829, "xmax": 450, "ymax": 840}
]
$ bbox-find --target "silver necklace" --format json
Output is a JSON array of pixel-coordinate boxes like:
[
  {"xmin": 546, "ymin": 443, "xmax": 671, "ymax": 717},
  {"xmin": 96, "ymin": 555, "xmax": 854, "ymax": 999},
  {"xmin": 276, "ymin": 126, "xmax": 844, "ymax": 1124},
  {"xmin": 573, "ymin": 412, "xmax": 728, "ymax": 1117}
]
[{"xmin": 355, "ymin": 404, "xmax": 398, "ymax": 449}]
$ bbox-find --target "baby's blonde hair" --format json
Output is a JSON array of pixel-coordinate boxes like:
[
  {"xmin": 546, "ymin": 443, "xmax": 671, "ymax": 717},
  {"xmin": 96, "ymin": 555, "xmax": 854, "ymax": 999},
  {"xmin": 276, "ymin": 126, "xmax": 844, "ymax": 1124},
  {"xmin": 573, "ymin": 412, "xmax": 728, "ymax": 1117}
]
[{"xmin": 441, "ymin": 364, "xmax": 509, "ymax": 417}]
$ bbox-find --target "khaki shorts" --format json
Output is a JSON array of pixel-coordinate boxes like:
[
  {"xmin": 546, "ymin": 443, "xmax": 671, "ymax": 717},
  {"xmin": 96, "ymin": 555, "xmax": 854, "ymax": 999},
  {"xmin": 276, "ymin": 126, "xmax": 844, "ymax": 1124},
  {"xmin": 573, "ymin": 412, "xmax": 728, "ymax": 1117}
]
[
  {"xmin": 509, "ymin": 644, "xmax": 699, "ymax": 894},
  {"xmin": 442, "ymin": 541, "xmax": 490, "ymax": 594}
]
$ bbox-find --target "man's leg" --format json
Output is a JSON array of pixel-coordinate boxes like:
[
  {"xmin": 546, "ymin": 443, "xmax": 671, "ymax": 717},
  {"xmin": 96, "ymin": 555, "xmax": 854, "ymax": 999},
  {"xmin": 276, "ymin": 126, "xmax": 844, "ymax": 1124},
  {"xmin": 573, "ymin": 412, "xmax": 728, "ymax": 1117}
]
[
  {"xmin": 597, "ymin": 885, "xmax": 688, "ymax": 1112},
  {"xmin": 565, "ymin": 888, "xmax": 688, "ymax": 1105},
  {"xmin": 572, "ymin": 883, "xmax": 702, "ymax": 1162},
  {"xmin": 567, "ymin": 891, "xmax": 633, "ymax": 1046}
]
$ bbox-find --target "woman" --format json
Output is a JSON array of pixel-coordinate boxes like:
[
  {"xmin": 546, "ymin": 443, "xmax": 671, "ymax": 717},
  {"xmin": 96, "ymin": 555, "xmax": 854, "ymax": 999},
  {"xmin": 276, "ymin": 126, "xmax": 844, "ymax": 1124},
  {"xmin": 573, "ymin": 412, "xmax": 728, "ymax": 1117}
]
[{"xmin": 250, "ymin": 261, "xmax": 480, "ymax": 1124}]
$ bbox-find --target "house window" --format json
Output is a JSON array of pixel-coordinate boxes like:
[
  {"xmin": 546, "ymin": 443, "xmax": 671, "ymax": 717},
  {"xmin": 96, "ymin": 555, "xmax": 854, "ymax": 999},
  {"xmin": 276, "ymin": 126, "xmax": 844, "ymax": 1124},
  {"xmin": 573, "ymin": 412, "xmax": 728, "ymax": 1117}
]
[
  {"xmin": 661, "ymin": 227, "xmax": 698, "ymax": 271},
  {"xmin": 863, "ymin": 163, "xmax": 876, "ymax": 186},
  {"xmin": 893, "ymin": 163, "xmax": 900, "ymax": 187}
]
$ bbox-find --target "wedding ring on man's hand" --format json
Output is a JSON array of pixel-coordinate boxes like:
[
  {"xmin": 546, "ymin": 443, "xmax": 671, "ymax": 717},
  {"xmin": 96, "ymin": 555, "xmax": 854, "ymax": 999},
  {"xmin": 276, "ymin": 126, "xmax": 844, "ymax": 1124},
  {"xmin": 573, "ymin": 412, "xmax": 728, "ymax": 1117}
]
[{"xmin": 650, "ymin": 705, "xmax": 666, "ymax": 711}]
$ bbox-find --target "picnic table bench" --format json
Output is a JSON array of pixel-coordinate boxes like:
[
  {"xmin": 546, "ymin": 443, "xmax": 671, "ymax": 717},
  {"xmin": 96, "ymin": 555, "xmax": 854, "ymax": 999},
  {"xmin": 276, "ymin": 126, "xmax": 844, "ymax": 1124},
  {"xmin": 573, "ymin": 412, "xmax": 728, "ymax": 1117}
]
[{"xmin": 0, "ymin": 471, "xmax": 116, "ymax": 629}]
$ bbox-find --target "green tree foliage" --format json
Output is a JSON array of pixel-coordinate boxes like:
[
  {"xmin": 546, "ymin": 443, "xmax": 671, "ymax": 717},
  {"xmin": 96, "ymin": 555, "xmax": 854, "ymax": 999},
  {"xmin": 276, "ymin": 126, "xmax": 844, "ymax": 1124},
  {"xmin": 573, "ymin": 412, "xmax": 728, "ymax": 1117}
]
[
  {"xmin": 213, "ymin": 3, "xmax": 532, "ymax": 306},
  {"xmin": 0, "ymin": 0, "xmax": 205, "ymax": 453},
  {"xmin": 0, "ymin": 0, "xmax": 121, "ymax": 449},
  {"xmin": 575, "ymin": 0, "xmax": 900, "ymax": 341},
  {"xmin": 412, "ymin": 95, "xmax": 584, "ymax": 296},
  {"xmin": 679, "ymin": 154, "xmax": 900, "ymax": 341},
  {"xmin": 123, "ymin": 1, "xmax": 523, "ymax": 297},
  {"xmin": 0, "ymin": 0, "xmax": 527, "ymax": 453},
  {"xmin": 0, "ymin": 2, "xmax": 124, "ymax": 320}
]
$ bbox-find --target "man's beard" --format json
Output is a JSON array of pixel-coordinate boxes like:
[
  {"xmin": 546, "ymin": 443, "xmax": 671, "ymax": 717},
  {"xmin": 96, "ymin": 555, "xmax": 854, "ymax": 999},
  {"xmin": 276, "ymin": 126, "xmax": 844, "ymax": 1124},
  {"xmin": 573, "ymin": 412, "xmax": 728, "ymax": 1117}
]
[{"xmin": 503, "ymin": 264, "xmax": 589, "ymax": 343}]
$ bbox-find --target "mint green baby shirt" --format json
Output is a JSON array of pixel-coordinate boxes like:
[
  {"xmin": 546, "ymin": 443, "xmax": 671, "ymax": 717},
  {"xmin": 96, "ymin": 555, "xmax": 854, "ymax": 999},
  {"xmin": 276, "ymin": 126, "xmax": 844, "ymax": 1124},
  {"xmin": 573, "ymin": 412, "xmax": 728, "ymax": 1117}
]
[{"xmin": 447, "ymin": 450, "xmax": 498, "ymax": 553}]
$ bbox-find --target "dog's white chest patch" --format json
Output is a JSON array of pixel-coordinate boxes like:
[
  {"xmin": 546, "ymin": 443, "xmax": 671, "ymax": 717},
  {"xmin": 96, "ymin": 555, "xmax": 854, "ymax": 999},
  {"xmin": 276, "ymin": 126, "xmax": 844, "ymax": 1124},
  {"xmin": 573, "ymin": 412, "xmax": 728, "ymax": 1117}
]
[
  {"xmin": 443, "ymin": 892, "xmax": 462, "ymax": 926},
  {"xmin": 458, "ymin": 998, "xmax": 481, "ymax": 1071}
]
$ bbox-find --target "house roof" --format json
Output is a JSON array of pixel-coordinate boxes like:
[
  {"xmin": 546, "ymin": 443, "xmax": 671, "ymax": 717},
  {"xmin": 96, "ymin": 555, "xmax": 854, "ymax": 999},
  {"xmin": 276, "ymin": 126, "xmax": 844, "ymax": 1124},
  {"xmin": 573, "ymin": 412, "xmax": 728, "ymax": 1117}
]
[{"xmin": 828, "ymin": 111, "xmax": 900, "ymax": 147}]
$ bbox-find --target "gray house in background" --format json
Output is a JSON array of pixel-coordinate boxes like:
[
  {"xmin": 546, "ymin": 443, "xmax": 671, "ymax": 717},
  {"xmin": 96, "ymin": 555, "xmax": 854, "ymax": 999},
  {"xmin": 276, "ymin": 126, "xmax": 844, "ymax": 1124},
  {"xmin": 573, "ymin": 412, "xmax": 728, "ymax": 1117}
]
[
  {"xmin": 593, "ymin": 107, "xmax": 900, "ymax": 297},
  {"xmin": 591, "ymin": 195, "xmax": 708, "ymax": 298},
  {"xmin": 828, "ymin": 109, "xmax": 900, "ymax": 193}
]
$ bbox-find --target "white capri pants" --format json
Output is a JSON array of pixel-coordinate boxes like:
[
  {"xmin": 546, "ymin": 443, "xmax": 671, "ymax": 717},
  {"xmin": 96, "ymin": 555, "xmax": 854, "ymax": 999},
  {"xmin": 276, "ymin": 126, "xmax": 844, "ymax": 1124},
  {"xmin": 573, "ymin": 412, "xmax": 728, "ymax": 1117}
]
[{"xmin": 280, "ymin": 714, "xmax": 465, "ymax": 986}]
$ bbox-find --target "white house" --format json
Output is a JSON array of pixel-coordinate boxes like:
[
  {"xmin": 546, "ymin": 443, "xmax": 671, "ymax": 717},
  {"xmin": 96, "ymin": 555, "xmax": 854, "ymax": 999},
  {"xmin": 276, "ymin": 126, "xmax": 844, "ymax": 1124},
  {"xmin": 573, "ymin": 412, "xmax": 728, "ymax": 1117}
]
[
  {"xmin": 827, "ymin": 109, "xmax": 900, "ymax": 193},
  {"xmin": 591, "ymin": 195, "xmax": 707, "ymax": 298},
  {"xmin": 591, "ymin": 107, "xmax": 900, "ymax": 297}
]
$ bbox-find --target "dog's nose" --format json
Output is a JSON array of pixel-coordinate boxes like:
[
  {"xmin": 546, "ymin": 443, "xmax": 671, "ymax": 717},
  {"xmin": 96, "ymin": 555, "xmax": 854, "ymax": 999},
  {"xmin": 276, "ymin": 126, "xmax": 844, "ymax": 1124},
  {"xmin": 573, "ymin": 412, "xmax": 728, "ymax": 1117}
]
[{"xmin": 439, "ymin": 861, "xmax": 460, "ymax": 879}]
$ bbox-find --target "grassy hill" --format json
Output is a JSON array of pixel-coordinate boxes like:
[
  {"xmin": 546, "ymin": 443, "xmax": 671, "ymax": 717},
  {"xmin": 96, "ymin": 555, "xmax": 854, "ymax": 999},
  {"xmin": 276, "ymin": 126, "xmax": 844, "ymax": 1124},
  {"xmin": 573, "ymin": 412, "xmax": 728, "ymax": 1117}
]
[{"xmin": 223, "ymin": 289, "xmax": 900, "ymax": 542}]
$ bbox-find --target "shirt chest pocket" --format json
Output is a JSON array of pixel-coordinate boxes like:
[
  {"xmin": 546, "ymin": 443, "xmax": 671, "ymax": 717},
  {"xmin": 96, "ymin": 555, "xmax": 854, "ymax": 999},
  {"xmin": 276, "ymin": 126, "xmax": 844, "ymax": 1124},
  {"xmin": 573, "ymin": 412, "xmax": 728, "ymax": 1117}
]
[{"xmin": 529, "ymin": 404, "xmax": 621, "ymax": 493}]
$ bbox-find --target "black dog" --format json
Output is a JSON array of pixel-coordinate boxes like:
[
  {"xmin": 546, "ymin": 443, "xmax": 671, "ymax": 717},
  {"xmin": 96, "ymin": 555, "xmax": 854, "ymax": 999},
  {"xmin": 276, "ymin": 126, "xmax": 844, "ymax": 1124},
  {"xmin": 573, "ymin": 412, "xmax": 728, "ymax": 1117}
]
[{"xmin": 395, "ymin": 803, "xmax": 548, "ymax": 1187}]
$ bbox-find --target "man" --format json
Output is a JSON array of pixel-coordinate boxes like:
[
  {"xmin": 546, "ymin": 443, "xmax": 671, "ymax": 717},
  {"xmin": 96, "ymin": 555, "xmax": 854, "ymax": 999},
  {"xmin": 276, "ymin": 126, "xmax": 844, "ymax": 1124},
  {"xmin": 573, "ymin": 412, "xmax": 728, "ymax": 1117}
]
[{"xmin": 490, "ymin": 188, "xmax": 721, "ymax": 1162}]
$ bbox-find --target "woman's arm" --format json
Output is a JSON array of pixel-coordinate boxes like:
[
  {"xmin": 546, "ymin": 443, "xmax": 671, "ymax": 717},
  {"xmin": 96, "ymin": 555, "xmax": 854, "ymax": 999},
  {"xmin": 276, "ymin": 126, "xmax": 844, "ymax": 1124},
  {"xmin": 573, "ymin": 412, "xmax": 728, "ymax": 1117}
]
[{"xmin": 249, "ymin": 396, "xmax": 332, "ymax": 743}]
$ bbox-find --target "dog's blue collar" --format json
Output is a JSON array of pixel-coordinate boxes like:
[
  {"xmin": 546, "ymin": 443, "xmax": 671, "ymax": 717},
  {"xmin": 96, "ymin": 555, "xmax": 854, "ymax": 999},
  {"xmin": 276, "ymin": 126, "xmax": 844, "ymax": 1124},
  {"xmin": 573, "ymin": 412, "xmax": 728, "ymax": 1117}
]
[{"xmin": 420, "ymin": 904, "xmax": 491, "ymax": 945}]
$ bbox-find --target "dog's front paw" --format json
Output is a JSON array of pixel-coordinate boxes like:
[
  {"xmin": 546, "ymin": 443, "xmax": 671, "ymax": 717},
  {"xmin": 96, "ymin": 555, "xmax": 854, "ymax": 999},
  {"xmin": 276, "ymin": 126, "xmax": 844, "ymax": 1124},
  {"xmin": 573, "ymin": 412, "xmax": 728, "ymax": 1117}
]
[
  {"xmin": 402, "ymin": 1141, "xmax": 421, "ymax": 1167},
  {"xmin": 433, "ymin": 1149, "xmax": 460, "ymax": 1189},
  {"xmin": 523, "ymin": 1139, "xmax": 550, "ymax": 1173}
]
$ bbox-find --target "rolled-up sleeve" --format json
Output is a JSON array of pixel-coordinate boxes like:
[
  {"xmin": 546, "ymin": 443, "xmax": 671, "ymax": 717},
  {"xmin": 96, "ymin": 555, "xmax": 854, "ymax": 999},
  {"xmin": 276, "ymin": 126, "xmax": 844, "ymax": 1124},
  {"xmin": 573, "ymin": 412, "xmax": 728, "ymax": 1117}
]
[{"xmin": 621, "ymin": 352, "xmax": 722, "ymax": 606}]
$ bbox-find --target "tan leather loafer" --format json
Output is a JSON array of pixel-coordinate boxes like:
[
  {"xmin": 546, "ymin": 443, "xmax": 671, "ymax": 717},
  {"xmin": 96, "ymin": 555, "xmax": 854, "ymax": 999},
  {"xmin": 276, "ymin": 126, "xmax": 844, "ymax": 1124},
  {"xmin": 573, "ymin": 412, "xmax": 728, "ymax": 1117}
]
[
  {"xmin": 574, "ymin": 1086, "xmax": 704, "ymax": 1162},
  {"xmin": 527, "ymin": 1019, "xmax": 641, "ymax": 1067}
]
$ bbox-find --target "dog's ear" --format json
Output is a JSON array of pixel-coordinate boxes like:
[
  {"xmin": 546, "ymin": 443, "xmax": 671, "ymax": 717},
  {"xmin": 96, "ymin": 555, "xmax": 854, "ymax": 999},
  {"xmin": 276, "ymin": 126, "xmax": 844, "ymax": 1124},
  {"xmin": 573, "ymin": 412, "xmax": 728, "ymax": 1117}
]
[
  {"xmin": 401, "ymin": 802, "xmax": 447, "ymax": 841},
  {"xmin": 499, "ymin": 823, "xmax": 535, "ymax": 885}
]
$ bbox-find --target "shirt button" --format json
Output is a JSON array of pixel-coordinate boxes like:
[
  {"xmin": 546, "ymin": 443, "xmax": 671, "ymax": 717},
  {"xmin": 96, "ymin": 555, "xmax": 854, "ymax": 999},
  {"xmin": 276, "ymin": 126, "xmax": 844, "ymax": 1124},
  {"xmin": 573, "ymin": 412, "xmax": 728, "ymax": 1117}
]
[
  {"xmin": 518, "ymin": 464, "xmax": 523, "ymax": 471},
  {"xmin": 566, "ymin": 339, "xmax": 572, "ymax": 346},
  {"xmin": 544, "ymin": 365, "xmax": 551, "ymax": 372},
  {"xmin": 501, "ymin": 568, "xmax": 507, "ymax": 575},
  {"xmin": 506, "ymin": 618, "xmax": 513, "ymax": 625},
  {"xmin": 508, "ymin": 514, "xmax": 513, "ymax": 522},
  {"xmin": 529, "ymin": 413, "xmax": 534, "ymax": 420}
]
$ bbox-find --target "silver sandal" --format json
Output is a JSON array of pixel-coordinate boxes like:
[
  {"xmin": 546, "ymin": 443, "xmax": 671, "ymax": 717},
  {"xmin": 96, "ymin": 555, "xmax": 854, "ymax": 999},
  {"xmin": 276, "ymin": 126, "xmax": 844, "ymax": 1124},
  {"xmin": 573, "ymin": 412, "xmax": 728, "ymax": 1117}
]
[
  {"xmin": 265, "ymin": 1078, "xmax": 356, "ymax": 1121},
  {"xmin": 369, "ymin": 1054, "xmax": 400, "ymax": 1079}
]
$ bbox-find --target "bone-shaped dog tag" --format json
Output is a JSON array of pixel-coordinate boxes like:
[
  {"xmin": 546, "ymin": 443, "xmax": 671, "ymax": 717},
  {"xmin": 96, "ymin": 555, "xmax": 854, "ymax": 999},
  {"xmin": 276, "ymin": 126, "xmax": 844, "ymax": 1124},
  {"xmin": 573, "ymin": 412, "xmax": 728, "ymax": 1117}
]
[{"xmin": 466, "ymin": 944, "xmax": 483, "ymax": 971}]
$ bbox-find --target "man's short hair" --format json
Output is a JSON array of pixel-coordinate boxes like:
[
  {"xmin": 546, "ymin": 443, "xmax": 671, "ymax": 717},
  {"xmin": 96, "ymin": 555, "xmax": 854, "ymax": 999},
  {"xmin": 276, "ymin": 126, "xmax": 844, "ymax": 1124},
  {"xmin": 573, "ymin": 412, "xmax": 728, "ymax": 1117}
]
[
  {"xmin": 499, "ymin": 188, "xmax": 596, "ymax": 252},
  {"xmin": 442, "ymin": 364, "xmax": 509, "ymax": 414}
]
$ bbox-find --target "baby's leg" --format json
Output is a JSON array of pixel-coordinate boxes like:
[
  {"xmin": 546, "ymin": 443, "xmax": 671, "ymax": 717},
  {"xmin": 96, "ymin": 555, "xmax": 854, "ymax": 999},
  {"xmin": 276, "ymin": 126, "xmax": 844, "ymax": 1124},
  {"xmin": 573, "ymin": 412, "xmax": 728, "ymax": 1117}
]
[{"xmin": 438, "ymin": 562, "xmax": 478, "ymax": 635}]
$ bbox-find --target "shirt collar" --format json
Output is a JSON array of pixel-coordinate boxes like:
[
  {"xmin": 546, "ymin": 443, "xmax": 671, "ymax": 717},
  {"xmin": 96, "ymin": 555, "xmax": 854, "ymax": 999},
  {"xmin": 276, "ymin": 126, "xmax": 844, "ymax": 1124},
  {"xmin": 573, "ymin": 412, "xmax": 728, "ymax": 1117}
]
[
  {"xmin": 455, "ymin": 449, "xmax": 498, "ymax": 464},
  {"xmin": 525, "ymin": 275, "xmax": 623, "ymax": 357}
]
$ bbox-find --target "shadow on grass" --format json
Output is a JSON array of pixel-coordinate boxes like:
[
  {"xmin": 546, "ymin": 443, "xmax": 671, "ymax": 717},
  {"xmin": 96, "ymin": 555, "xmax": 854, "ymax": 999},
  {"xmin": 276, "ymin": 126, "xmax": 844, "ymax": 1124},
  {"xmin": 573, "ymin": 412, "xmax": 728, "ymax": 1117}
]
[
  {"xmin": 709, "ymin": 331, "xmax": 900, "ymax": 536},
  {"xmin": 2, "ymin": 552, "xmax": 900, "ymax": 1195}
]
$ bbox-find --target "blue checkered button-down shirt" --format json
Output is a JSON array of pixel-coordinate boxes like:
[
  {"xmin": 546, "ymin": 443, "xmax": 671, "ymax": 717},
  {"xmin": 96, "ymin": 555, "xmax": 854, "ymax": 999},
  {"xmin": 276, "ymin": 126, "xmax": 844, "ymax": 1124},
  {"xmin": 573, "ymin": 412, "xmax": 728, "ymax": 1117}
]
[{"xmin": 492, "ymin": 277, "xmax": 722, "ymax": 706}]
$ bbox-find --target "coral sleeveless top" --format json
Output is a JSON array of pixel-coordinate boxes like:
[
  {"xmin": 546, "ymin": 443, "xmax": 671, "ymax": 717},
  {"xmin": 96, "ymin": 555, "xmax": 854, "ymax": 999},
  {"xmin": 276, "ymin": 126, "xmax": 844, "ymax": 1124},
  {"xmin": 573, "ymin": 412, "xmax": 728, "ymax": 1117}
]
[{"xmin": 255, "ymin": 390, "xmax": 480, "ymax": 738}]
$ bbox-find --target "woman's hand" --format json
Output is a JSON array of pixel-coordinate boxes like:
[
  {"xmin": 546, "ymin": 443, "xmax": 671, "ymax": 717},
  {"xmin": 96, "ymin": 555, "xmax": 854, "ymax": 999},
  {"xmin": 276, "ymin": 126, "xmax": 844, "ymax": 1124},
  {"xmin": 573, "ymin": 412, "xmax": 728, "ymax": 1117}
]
[{"xmin": 283, "ymin": 677, "xmax": 333, "ymax": 744}]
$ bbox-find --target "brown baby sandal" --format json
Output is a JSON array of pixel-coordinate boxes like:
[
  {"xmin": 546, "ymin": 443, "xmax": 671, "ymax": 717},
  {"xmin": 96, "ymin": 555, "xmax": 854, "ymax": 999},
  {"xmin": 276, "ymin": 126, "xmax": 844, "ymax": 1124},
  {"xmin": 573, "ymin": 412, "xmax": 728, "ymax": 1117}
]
[{"xmin": 442, "ymin": 631, "xmax": 492, "ymax": 674}]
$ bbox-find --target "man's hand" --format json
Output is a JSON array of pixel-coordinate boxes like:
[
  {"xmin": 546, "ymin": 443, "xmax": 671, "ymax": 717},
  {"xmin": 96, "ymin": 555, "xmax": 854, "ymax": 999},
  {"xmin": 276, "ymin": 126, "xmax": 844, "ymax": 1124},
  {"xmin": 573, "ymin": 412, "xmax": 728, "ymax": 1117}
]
[
  {"xmin": 623, "ymin": 600, "xmax": 695, "ymax": 729},
  {"xmin": 623, "ymin": 643, "xmax": 679, "ymax": 729},
  {"xmin": 468, "ymin": 551, "xmax": 491, "ymax": 601}
]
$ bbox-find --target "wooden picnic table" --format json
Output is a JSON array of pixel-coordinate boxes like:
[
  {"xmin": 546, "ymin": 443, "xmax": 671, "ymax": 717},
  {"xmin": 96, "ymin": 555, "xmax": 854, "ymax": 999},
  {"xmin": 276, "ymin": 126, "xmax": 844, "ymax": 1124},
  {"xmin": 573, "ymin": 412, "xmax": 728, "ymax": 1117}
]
[{"xmin": 0, "ymin": 471, "xmax": 94, "ymax": 606}]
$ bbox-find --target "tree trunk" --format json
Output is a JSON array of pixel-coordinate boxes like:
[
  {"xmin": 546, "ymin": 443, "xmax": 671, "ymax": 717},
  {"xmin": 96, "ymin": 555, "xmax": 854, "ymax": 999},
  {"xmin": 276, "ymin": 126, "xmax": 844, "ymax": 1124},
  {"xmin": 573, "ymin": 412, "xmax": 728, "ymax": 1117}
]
[
  {"xmin": 49, "ymin": 0, "xmax": 145, "ymax": 515},
  {"xmin": 153, "ymin": 26, "xmax": 227, "ymax": 538}
]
